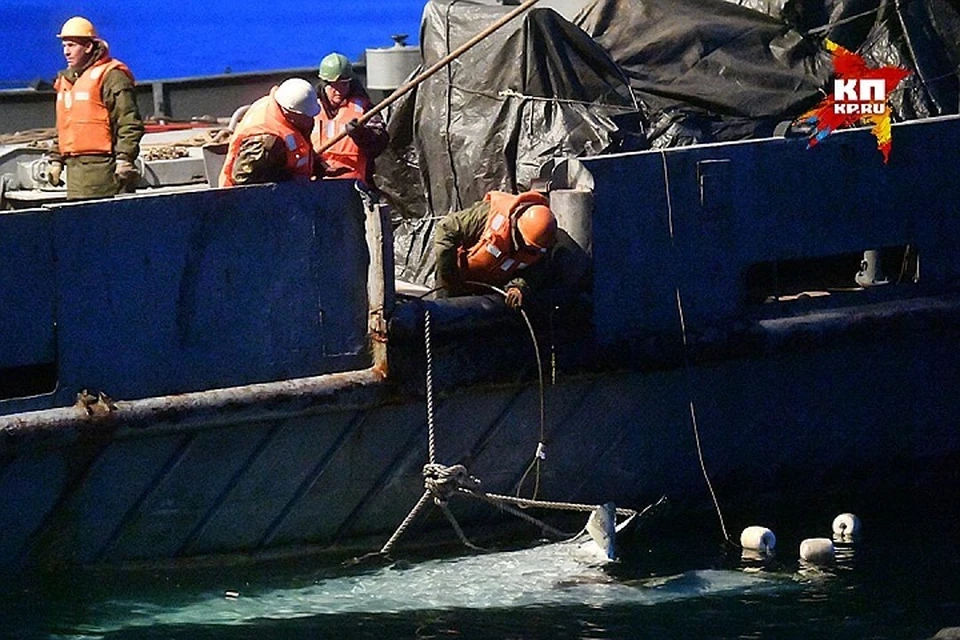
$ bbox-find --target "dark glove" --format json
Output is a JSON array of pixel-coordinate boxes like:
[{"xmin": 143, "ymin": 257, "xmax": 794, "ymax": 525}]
[
  {"xmin": 115, "ymin": 158, "xmax": 139, "ymax": 186},
  {"xmin": 505, "ymin": 287, "xmax": 524, "ymax": 309},
  {"xmin": 345, "ymin": 118, "xmax": 362, "ymax": 137},
  {"xmin": 314, "ymin": 158, "xmax": 331, "ymax": 178},
  {"xmin": 47, "ymin": 161, "xmax": 64, "ymax": 187}
]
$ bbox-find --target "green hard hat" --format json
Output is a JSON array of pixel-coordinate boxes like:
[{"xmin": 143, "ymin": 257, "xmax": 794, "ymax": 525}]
[{"xmin": 318, "ymin": 53, "xmax": 353, "ymax": 82}]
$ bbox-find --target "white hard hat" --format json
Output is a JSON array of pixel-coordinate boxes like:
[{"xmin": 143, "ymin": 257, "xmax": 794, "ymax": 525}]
[{"xmin": 273, "ymin": 78, "xmax": 320, "ymax": 118}]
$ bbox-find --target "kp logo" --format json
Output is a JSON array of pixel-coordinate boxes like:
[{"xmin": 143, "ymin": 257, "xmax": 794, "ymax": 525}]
[
  {"xmin": 832, "ymin": 78, "xmax": 887, "ymax": 115},
  {"xmin": 799, "ymin": 41, "xmax": 910, "ymax": 163}
]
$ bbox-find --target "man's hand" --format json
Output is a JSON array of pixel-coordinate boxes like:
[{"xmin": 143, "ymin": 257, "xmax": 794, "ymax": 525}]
[
  {"xmin": 115, "ymin": 158, "xmax": 139, "ymax": 185},
  {"xmin": 505, "ymin": 287, "xmax": 524, "ymax": 309},
  {"xmin": 313, "ymin": 158, "xmax": 331, "ymax": 178},
  {"xmin": 345, "ymin": 118, "xmax": 362, "ymax": 137},
  {"xmin": 47, "ymin": 161, "xmax": 63, "ymax": 187}
]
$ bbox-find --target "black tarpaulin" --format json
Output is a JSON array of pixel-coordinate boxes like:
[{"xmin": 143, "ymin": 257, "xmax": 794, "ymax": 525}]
[
  {"xmin": 574, "ymin": 0, "xmax": 833, "ymax": 147},
  {"xmin": 379, "ymin": 0, "xmax": 960, "ymax": 286},
  {"xmin": 376, "ymin": 0, "xmax": 639, "ymax": 284},
  {"xmin": 714, "ymin": 0, "xmax": 960, "ymax": 118}
]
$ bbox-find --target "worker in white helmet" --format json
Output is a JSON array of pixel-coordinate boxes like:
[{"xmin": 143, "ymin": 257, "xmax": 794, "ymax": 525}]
[
  {"xmin": 48, "ymin": 16, "xmax": 144, "ymax": 199},
  {"xmin": 219, "ymin": 78, "xmax": 321, "ymax": 187}
]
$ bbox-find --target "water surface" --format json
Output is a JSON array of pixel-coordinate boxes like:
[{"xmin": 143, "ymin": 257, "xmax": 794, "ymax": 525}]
[{"xmin": 4, "ymin": 493, "xmax": 958, "ymax": 639}]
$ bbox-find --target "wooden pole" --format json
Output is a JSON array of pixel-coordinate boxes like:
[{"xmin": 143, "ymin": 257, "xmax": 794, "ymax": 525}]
[{"xmin": 316, "ymin": 0, "xmax": 541, "ymax": 154}]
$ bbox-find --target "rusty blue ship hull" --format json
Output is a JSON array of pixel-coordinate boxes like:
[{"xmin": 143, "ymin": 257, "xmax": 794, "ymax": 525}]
[{"xmin": 2, "ymin": 115, "xmax": 960, "ymax": 575}]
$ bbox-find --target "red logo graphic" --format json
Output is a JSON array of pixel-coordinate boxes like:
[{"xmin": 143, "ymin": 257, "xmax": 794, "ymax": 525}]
[{"xmin": 799, "ymin": 41, "xmax": 910, "ymax": 163}]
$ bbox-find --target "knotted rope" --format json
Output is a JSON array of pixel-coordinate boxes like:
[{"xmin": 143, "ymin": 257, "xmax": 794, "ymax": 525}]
[
  {"xmin": 361, "ymin": 305, "xmax": 651, "ymax": 562},
  {"xmin": 423, "ymin": 462, "xmax": 481, "ymax": 505}
]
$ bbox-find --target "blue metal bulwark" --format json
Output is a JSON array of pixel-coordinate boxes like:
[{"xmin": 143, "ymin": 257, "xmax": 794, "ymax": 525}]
[
  {"xmin": 0, "ymin": 180, "xmax": 370, "ymax": 415},
  {"xmin": 0, "ymin": 210, "xmax": 55, "ymax": 369},
  {"xmin": 586, "ymin": 115, "xmax": 960, "ymax": 343}
]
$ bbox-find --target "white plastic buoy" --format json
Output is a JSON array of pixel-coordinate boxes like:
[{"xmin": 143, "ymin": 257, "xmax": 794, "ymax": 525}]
[
  {"xmin": 799, "ymin": 537, "xmax": 835, "ymax": 565},
  {"xmin": 832, "ymin": 512, "xmax": 862, "ymax": 541},
  {"xmin": 740, "ymin": 526, "xmax": 777, "ymax": 555}
]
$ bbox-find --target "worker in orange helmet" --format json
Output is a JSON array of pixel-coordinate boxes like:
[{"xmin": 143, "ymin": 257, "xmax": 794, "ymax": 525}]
[
  {"xmin": 48, "ymin": 16, "xmax": 144, "ymax": 199},
  {"xmin": 433, "ymin": 190, "xmax": 558, "ymax": 309}
]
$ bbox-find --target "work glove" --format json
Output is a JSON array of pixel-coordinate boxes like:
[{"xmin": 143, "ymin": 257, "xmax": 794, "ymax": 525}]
[
  {"xmin": 505, "ymin": 287, "xmax": 524, "ymax": 309},
  {"xmin": 115, "ymin": 158, "xmax": 139, "ymax": 186},
  {"xmin": 345, "ymin": 118, "xmax": 362, "ymax": 137},
  {"xmin": 313, "ymin": 158, "xmax": 331, "ymax": 178},
  {"xmin": 47, "ymin": 161, "xmax": 64, "ymax": 187}
]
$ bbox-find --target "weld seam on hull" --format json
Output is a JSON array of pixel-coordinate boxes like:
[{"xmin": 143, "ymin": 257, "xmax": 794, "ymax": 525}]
[
  {"xmin": 176, "ymin": 422, "xmax": 283, "ymax": 558},
  {"xmin": 257, "ymin": 411, "xmax": 366, "ymax": 549},
  {"xmin": 9, "ymin": 431, "xmax": 116, "ymax": 572},
  {"xmin": 91, "ymin": 434, "xmax": 194, "ymax": 565},
  {"xmin": 502, "ymin": 379, "xmax": 601, "ymax": 493},
  {"xmin": 329, "ymin": 416, "xmax": 431, "ymax": 545},
  {"xmin": 463, "ymin": 386, "xmax": 530, "ymax": 461}
]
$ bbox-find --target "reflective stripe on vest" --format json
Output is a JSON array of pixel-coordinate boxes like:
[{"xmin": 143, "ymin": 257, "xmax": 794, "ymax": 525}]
[
  {"xmin": 219, "ymin": 87, "xmax": 314, "ymax": 187},
  {"xmin": 311, "ymin": 96, "xmax": 371, "ymax": 182},
  {"xmin": 55, "ymin": 58, "xmax": 132, "ymax": 156},
  {"xmin": 284, "ymin": 134, "xmax": 310, "ymax": 169},
  {"xmin": 460, "ymin": 191, "xmax": 550, "ymax": 285}
]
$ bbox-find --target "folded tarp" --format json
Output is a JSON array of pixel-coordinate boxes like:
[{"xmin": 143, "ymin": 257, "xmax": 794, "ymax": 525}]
[
  {"xmin": 377, "ymin": 0, "xmax": 639, "ymax": 285},
  {"xmin": 712, "ymin": 0, "xmax": 960, "ymax": 120},
  {"xmin": 574, "ymin": 0, "xmax": 833, "ymax": 147}
]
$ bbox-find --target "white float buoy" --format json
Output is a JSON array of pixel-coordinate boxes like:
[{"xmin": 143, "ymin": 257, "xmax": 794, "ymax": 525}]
[
  {"xmin": 832, "ymin": 512, "xmax": 861, "ymax": 541},
  {"xmin": 799, "ymin": 537, "xmax": 835, "ymax": 565},
  {"xmin": 740, "ymin": 526, "xmax": 777, "ymax": 555}
]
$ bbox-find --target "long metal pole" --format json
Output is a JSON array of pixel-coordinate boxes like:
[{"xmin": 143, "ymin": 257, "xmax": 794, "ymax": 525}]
[{"xmin": 316, "ymin": 0, "xmax": 541, "ymax": 154}]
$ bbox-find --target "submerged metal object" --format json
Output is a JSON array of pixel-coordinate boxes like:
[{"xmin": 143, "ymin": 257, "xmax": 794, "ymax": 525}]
[
  {"xmin": 585, "ymin": 503, "xmax": 618, "ymax": 560},
  {"xmin": 855, "ymin": 249, "xmax": 888, "ymax": 287}
]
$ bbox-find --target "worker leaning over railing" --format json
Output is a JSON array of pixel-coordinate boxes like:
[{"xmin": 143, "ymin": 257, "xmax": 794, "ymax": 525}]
[
  {"xmin": 218, "ymin": 78, "xmax": 321, "ymax": 187},
  {"xmin": 434, "ymin": 190, "xmax": 559, "ymax": 309},
  {"xmin": 46, "ymin": 16, "xmax": 144, "ymax": 200}
]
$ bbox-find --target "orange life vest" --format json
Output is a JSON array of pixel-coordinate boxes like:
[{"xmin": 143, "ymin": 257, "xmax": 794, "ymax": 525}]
[
  {"xmin": 54, "ymin": 57, "xmax": 133, "ymax": 156},
  {"xmin": 219, "ymin": 88, "xmax": 315, "ymax": 187},
  {"xmin": 311, "ymin": 96, "xmax": 371, "ymax": 183},
  {"xmin": 459, "ymin": 191, "xmax": 551, "ymax": 285}
]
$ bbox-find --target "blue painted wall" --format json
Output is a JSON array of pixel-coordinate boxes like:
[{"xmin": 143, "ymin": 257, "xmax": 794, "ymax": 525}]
[
  {"xmin": 586, "ymin": 116, "xmax": 960, "ymax": 343},
  {"xmin": 0, "ymin": 180, "xmax": 370, "ymax": 414},
  {"xmin": 0, "ymin": 210, "xmax": 55, "ymax": 369}
]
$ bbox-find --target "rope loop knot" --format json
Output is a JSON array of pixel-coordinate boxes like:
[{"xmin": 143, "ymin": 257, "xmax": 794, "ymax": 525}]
[{"xmin": 423, "ymin": 463, "xmax": 481, "ymax": 505}]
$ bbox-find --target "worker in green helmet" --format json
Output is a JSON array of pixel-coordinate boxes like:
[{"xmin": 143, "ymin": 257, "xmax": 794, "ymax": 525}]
[{"xmin": 311, "ymin": 52, "xmax": 389, "ymax": 187}]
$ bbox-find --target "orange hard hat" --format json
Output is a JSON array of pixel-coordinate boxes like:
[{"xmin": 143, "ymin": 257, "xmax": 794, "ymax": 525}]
[
  {"xmin": 57, "ymin": 16, "xmax": 98, "ymax": 40},
  {"xmin": 516, "ymin": 204, "xmax": 557, "ymax": 249}
]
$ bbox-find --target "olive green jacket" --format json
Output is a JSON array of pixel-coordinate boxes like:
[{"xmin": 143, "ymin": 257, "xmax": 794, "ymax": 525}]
[
  {"xmin": 228, "ymin": 133, "xmax": 322, "ymax": 186},
  {"xmin": 51, "ymin": 44, "xmax": 144, "ymax": 199},
  {"xmin": 433, "ymin": 199, "xmax": 550, "ymax": 298}
]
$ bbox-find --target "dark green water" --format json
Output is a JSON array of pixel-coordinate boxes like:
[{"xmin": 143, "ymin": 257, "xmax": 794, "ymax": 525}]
[{"xmin": 2, "ymin": 492, "xmax": 958, "ymax": 640}]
